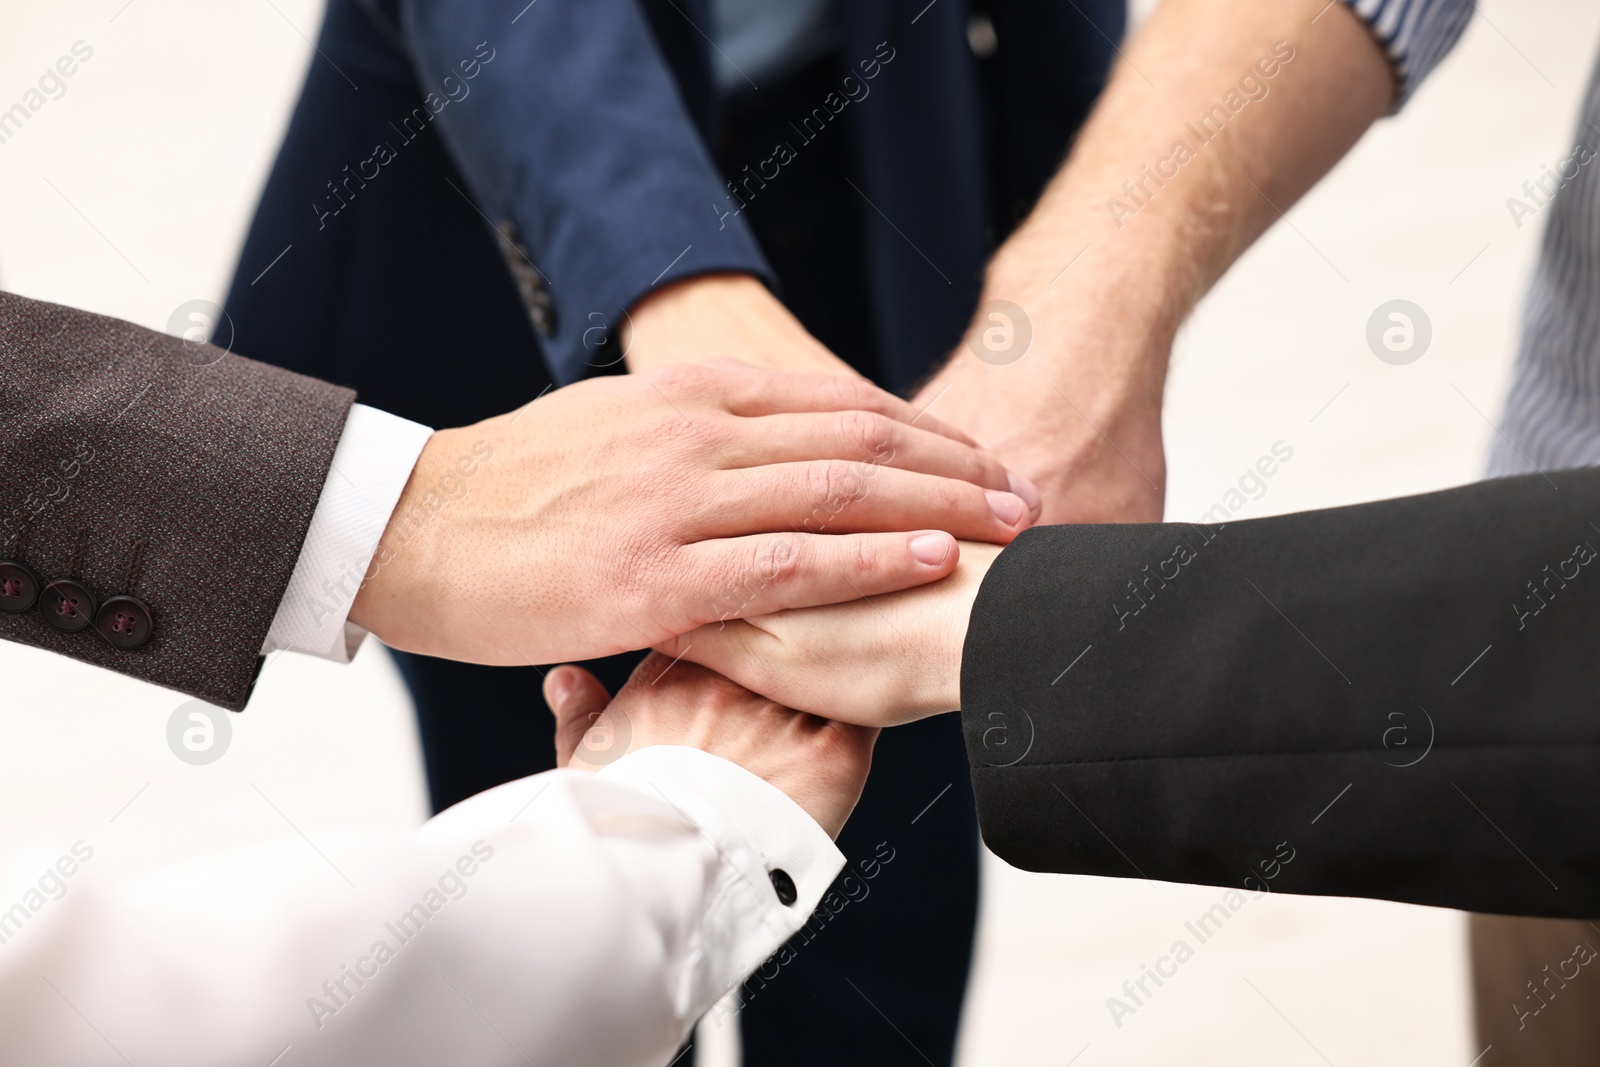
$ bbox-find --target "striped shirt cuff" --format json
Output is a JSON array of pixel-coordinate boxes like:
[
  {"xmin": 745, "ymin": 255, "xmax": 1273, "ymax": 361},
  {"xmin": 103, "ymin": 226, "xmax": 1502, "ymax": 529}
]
[{"xmin": 1340, "ymin": 0, "xmax": 1475, "ymax": 108}]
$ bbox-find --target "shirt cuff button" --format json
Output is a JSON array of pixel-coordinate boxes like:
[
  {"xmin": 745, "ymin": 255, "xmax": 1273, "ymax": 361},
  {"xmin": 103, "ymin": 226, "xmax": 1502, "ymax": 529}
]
[{"xmin": 769, "ymin": 868, "xmax": 798, "ymax": 907}]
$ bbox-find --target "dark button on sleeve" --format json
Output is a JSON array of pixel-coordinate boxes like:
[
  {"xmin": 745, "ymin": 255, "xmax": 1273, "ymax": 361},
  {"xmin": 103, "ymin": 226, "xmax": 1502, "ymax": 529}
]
[
  {"xmin": 769, "ymin": 868, "xmax": 798, "ymax": 907},
  {"xmin": 39, "ymin": 578, "xmax": 96, "ymax": 633},
  {"xmin": 0, "ymin": 560, "xmax": 41, "ymax": 613},
  {"xmin": 94, "ymin": 595, "xmax": 155, "ymax": 650},
  {"xmin": 495, "ymin": 218, "xmax": 556, "ymax": 337}
]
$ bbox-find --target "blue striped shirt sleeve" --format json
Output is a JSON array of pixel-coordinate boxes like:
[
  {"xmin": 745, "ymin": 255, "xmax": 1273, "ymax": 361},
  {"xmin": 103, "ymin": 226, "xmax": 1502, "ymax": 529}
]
[{"xmin": 1340, "ymin": 0, "xmax": 1475, "ymax": 107}]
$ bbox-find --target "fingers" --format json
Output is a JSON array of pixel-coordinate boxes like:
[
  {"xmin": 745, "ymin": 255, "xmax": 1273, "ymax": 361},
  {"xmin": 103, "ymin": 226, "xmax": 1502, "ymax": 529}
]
[
  {"xmin": 641, "ymin": 363, "xmax": 1043, "ymax": 524},
  {"xmin": 609, "ymin": 650, "xmax": 876, "ymax": 837},
  {"xmin": 687, "ymin": 529, "xmax": 957, "ymax": 623},
  {"xmin": 653, "ymin": 624, "xmax": 793, "ymax": 712},
  {"xmin": 703, "ymin": 462, "xmax": 1031, "ymax": 543},
  {"xmin": 544, "ymin": 665, "xmax": 613, "ymax": 769},
  {"xmin": 609, "ymin": 652, "xmax": 743, "ymax": 714},
  {"xmin": 651, "ymin": 362, "xmax": 984, "ymax": 449},
  {"xmin": 716, "ymin": 410, "xmax": 1015, "ymax": 494}
]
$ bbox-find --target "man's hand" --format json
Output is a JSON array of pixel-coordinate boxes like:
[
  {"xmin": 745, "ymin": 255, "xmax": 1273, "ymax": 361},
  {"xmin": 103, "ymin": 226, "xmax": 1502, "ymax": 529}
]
[
  {"xmin": 656, "ymin": 543, "xmax": 1000, "ymax": 726},
  {"xmin": 544, "ymin": 654, "xmax": 876, "ymax": 839},
  {"xmin": 917, "ymin": 341, "xmax": 1166, "ymax": 525},
  {"xmin": 349, "ymin": 363, "xmax": 1036, "ymax": 665},
  {"xmin": 914, "ymin": 0, "xmax": 1393, "ymax": 524},
  {"xmin": 625, "ymin": 273, "xmax": 1043, "ymax": 511}
]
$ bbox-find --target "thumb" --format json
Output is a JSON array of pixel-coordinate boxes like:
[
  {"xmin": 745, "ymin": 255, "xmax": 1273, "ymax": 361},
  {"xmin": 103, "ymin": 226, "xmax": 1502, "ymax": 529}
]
[{"xmin": 544, "ymin": 665, "xmax": 613, "ymax": 769}]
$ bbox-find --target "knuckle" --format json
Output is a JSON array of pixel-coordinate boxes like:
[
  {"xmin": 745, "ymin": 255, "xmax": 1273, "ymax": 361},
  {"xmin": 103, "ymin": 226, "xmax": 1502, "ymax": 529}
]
[
  {"xmin": 752, "ymin": 535, "xmax": 802, "ymax": 597},
  {"xmin": 699, "ymin": 536, "xmax": 797, "ymax": 621},
  {"xmin": 691, "ymin": 554, "xmax": 744, "ymax": 623},
  {"xmin": 800, "ymin": 460, "xmax": 868, "ymax": 531},
  {"xmin": 838, "ymin": 409, "xmax": 887, "ymax": 462},
  {"xmin": 699, "ymin": 667, "xmax": 753, "ymax": 704},
  {"xmin": 615, "ymin": 535, "xmax": 655, "ymax": 590},
  {"xmin": 850, "ymin": 535, "xmax": 883, "ymax": 583},
  {"xmin": 752, "ymin": 535, "xmax": 799, "ymax": 591},
  {"xmin": 635, "ymin": 411, "xmax": 695, "ymax": 450},
  {"xmin": 831, "ymin": 375, "xmax": 885, "ymax": 415},
  {"xmin": 648, "ymin": 362, "xmax": 710, "ymax": 395},
  {"xmin": 808, "ymin": 720, "xmax": 858, "ymax": 764},
  {"xmin": 616, "ymin": 535, "xmax": 677, "ymax": 613},
  {"xmin": 692, "ymin": 411, "xmax": 739, "ymax": 454},
  {"xmin": 802, "ymin": 459, "xmax": 843, "ymax": 507}
]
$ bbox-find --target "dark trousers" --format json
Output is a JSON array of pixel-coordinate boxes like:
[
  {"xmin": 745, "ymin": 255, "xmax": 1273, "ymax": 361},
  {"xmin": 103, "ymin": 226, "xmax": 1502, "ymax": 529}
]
[
  {"xmin": 219, "ymin": 3, "xmax": 979, "ymax": 1063},
  {"xmin": 1471, "ymin": 915, "xmax": 1600, "ymax": 1065}
]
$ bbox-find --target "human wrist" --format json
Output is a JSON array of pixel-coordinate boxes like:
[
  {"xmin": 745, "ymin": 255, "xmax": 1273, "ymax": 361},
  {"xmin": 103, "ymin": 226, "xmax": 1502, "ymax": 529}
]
[
  {"xmin": 918, "ymin": 332, "xmax": 1166, "ymax": 525},
  {"xmin": 911, "ymin": 541, "xmax": 998, "ymax": 714},
  {"xmin": 623, "ymin": 273, "xmax": 855, "ymax": 377},
  {"xmin": 919, "ymin": 604, "xmax": 969, "ymax": 715},
  {"xmin": 928, "ymin": 279, "xmax": 1167, "ymax": 449},
  {"xmin": 931, "ymin": 226, "xmax": 1172, "ymax": 429},
  {"xmin": 264, "ymin": 405, "xmax": 432, "ymax": 662},
  {"xmin": 347, "ymin": 427, "xmax": 454, "ymax": 649},
  {"xmin": 600, "ymin": 745, "xmax": 847, "ymax": 875}
]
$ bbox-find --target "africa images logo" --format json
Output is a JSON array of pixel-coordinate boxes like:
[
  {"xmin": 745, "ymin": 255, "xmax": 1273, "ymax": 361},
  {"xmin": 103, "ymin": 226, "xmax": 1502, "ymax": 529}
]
[{"xmin": 167, "ymin": 701, "xmax": 232, "ymax": 766}]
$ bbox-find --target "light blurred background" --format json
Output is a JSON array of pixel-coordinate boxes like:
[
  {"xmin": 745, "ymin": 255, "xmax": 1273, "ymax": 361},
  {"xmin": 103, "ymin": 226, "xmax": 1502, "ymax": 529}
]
[{"xmin": 1, "ymin": 0, "xmax": 1596, "ymax": 1063}]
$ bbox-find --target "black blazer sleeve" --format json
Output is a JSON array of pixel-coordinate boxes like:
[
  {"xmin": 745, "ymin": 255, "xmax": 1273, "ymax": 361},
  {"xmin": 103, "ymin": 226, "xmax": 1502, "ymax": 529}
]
[
  {"xmin": 0, "ymin": 291, "xmax": 354, "ymax": 711},
  {"xmin": 961, "ymin": 469, "xmax": 1600, "ymax": 918}
]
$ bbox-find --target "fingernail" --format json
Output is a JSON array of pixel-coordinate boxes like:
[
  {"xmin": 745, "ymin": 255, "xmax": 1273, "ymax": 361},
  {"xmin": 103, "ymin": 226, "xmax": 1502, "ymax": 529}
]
[
  {"xmin": 1007, "ymin": 471, "xmax": 1042, "ymax": 516},
  {"xmin": 986, "ymin": 490, "xmax": 1025, "ymax": 526},
  {"xmin": 908, "ymin": 532, "xmax": 954, "ymax": 566}
]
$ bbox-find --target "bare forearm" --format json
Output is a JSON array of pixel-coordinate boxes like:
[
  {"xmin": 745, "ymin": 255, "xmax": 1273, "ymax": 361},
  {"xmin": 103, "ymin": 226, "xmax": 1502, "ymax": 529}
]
[
  {"xmin": 917, "ymin": 0, "xmax": 1393, "ymax": 521},
  {"xmin": 621, "ymin": 273, "xmax": 858, "ymax": 377},
  {"xmin": 987, "ymin": 0, "xmax": 1392, "ymax": 346}
]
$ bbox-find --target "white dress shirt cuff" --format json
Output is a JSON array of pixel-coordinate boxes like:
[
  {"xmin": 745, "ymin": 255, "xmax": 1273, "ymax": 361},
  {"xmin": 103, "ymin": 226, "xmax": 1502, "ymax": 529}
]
[
  {"xmin": 598, "ymin": 746, "xmax": 845, "ymax": 1004},
  {"xmin": 262, "ymin": 403, "xmax": 433, "ymax": 662}
]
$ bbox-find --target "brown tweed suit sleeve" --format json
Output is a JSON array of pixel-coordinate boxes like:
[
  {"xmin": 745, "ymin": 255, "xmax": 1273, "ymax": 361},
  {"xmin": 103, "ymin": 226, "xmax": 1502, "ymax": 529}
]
[{"xmin": 0, "ymin": 291, "xmax": 355, "ymax": 711}]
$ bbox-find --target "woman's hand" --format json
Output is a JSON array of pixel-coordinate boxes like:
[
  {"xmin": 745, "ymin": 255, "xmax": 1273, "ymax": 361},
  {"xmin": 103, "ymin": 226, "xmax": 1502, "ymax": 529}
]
[{"xmin": 655, "ymin": 543, "xmax": 1001, "ymax": 726}]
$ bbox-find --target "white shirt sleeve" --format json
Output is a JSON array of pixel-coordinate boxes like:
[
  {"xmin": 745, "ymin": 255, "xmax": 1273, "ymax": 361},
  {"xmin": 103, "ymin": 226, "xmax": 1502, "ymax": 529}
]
[
  {"xmin": 0, "ymin": 746, "xmax": 843, "ymax": 1067},
  {"xmin": 262, "ymin": 403, "xmax": 434, "ymax": 662}
]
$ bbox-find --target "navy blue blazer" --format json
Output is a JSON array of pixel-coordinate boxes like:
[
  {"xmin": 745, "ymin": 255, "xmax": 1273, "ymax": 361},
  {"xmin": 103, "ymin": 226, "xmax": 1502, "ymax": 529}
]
[{"xmin": 223, "ymin": 0, "xmax": 1121, "ymax": 400}]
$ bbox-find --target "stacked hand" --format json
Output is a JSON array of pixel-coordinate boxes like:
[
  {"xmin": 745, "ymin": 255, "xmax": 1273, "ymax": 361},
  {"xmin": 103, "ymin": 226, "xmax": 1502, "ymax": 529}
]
[
  {"xmin": 520, "ymin": 270, "xmax": 1166, "ymax": 830},
  {"xmin": 350, "ymin": 361, "xmax": 1038, "ymax": 665},
  {"xmin": 370, "ymin": 262, "xmax": 1165, "ymax": 833},
  {"xmin": 657, "ymin": 543, "xmax": 999, "ymax": 725},
  {"xmin": 544, "ymin": 653, "xmax": 876, "ymax": 839}
]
